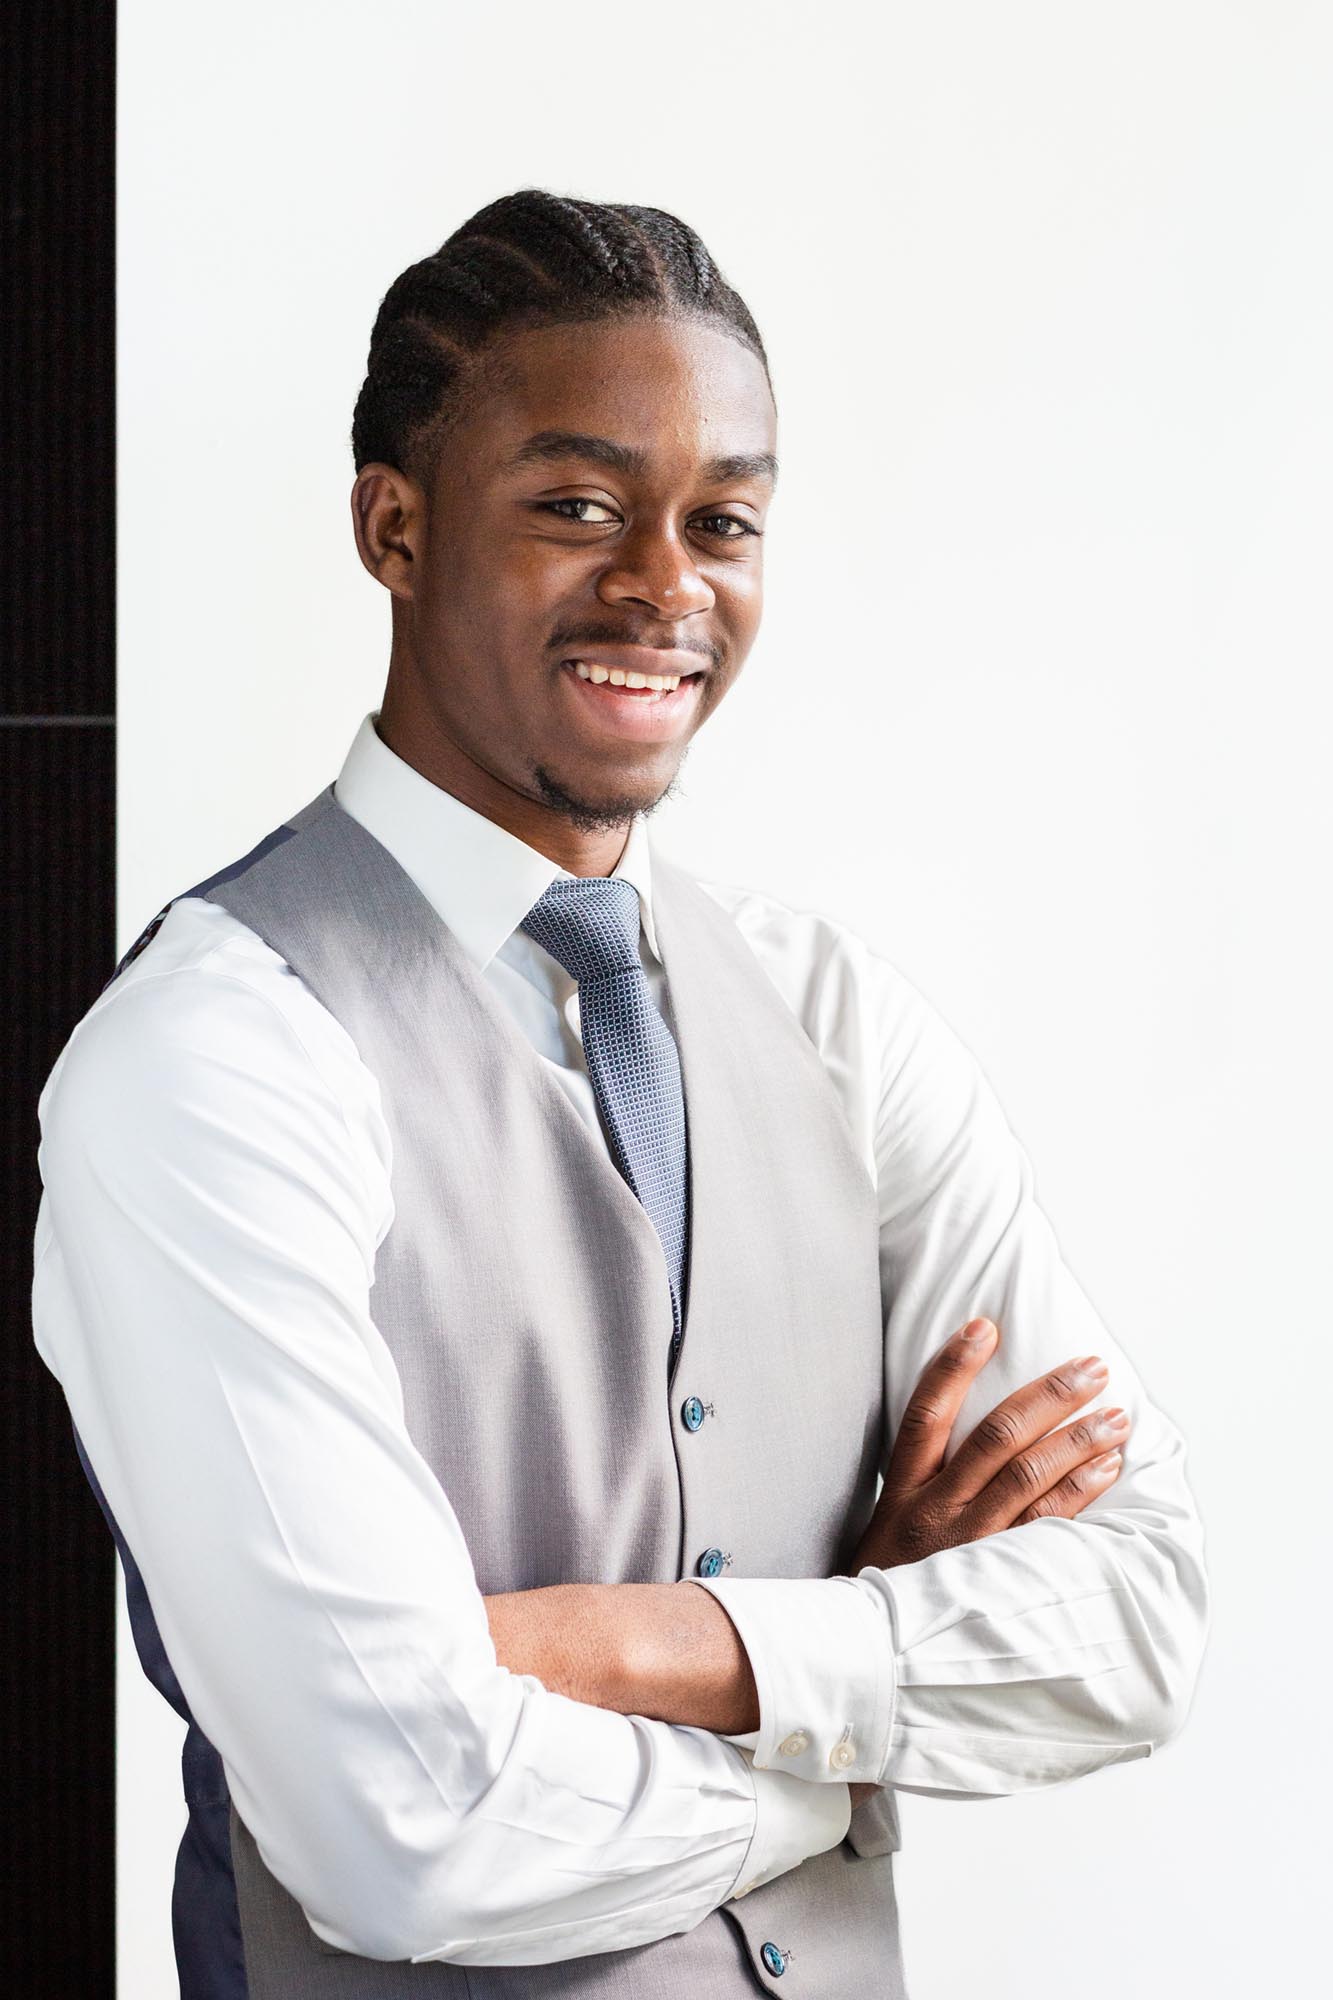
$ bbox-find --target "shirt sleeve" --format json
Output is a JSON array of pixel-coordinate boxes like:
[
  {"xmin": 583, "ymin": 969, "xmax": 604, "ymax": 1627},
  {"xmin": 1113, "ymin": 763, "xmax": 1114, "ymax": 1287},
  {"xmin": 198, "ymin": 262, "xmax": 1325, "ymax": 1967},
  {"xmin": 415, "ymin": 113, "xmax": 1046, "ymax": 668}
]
[
  {"xmin": 31, "ymin": 947, "xmax": 849, "ymax": 1966},
  {"xmin": 691, "ymin": 940, "xmax": 1210, "ymax": 1798}
]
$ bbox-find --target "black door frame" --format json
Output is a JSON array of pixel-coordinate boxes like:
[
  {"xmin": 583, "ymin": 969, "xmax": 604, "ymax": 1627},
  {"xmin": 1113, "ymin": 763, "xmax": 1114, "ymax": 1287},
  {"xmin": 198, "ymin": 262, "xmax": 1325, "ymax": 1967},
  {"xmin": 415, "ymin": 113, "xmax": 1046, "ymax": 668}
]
[{"xmin": 2, "ymin": 2, "xmax": 118, "ymax": 1991}]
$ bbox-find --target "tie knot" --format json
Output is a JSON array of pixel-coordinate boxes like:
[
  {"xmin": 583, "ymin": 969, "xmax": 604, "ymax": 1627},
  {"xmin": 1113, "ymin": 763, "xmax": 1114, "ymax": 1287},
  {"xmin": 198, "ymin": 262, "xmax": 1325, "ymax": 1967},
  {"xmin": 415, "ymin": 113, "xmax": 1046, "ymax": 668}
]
[{"xmin": 520, "ymin": 875, "xmax": 643, "ymax": 986}]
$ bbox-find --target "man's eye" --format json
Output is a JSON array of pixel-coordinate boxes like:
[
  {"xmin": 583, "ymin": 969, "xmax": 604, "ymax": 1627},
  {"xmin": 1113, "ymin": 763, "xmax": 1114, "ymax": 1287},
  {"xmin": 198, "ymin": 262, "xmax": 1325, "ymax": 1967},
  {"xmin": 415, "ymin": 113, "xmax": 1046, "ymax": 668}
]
[
  {"xmin": 695, "ymin": 514, "xmax": 760, "ymax": 539},
  {"xmin": 542, "ymin": 498, "xmax": 620, "ymax": 524}
]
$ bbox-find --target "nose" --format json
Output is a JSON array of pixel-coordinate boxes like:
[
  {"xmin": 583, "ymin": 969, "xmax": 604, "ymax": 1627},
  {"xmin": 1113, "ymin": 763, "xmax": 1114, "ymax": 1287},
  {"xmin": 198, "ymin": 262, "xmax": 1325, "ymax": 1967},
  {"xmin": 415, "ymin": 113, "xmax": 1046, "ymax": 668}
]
[{"xmin": 595, "ymin": 521, "xmax": 714, "ymax": 620}]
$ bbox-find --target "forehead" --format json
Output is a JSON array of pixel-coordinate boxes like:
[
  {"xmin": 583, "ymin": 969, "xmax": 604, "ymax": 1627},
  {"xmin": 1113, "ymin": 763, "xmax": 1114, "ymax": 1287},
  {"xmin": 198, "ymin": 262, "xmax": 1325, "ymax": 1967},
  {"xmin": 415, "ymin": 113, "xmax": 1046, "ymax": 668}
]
[{"xmin": 452, "ymin": 314, "xmax": 777, "ymax": 476}]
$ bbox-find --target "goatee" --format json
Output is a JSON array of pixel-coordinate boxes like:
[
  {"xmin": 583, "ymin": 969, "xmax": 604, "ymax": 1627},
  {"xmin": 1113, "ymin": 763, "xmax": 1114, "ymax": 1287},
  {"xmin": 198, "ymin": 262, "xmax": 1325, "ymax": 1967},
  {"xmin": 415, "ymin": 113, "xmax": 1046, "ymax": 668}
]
[{"xmin": 531, "ymin": 759, "xmax": 686, "ymax": 835}]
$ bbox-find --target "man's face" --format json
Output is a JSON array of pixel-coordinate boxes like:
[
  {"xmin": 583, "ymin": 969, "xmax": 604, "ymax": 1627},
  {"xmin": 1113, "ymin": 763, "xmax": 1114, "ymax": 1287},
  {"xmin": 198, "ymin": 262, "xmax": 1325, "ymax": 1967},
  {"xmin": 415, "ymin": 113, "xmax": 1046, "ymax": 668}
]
[{"xmin": 395, "ymin": 313, "xmax": 777, "ymax": 830}]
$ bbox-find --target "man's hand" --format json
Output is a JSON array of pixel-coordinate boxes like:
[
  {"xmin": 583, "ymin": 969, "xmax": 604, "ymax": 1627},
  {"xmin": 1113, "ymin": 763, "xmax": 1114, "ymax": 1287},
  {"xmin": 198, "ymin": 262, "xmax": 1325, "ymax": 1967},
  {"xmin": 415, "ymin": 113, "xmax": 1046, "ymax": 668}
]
[
  {"xmin": 843, "ymin": 1319, "xmax": 1129, "ymax": 1812},
  {"xmin": 850, "ymin": 1316, "xmax": 1129, "ymax": 1574},
  {"xmin": 484, "ymin": 1320, "xmax": 1130, "ymax": 1815}
]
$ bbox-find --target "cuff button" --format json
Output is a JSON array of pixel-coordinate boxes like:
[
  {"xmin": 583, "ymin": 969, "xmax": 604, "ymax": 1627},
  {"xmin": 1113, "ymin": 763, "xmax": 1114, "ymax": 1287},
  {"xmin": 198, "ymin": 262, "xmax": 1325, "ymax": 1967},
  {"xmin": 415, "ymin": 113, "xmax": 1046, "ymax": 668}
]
[
  {"xmin": 778, "ymin": 1730, "xmax": 810, "ymax": 1757},
  {"xmin": 829, "ymin": 1739, "xmax": 856, "ymax": 1771}
]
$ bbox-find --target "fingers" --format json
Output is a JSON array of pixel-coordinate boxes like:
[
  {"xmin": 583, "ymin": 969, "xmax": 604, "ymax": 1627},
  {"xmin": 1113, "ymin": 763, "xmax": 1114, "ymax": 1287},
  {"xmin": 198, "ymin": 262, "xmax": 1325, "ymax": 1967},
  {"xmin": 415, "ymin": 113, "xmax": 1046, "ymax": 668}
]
[
  {"xmin": 1012, "ymin": 1443, "xmax": 1125, "ymax": 1525},
  {"xmin": 883, "ymin": 1318, "xmax": 1001, "ymax": 1496},
  {"xmin": 957, "ymin": 1403, "xmax": 1132, "ymax": 1537},
  {"xmin": 939, "ymin": 1353, "xmax": 1113, "ymax": 1508}
]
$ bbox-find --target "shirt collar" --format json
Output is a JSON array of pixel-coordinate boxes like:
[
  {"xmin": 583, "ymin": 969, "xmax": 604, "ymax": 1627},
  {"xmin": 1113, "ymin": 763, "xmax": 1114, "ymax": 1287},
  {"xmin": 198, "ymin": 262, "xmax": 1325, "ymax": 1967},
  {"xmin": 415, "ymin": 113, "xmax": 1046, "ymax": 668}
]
[{"xmin": 332, "ymin": 711, "xmax": 662, "ymax": 972}]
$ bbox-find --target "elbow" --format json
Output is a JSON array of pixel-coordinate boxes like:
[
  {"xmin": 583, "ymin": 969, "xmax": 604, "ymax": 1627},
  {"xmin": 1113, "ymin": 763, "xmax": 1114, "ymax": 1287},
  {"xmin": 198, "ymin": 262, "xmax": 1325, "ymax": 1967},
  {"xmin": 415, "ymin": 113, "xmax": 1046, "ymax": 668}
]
[
  {"xmin": 303, "ymin": 1910, "xmax": 414, "ymax": 1964},
  {"xmin": 1145, "ymin": 1596, "xmax": 1209, "ymax": 1756},
  {"xmin": 238, "ymin": 1682, "xmax": 536, "ymax": 1963},
  {"xmin": 1132, "ymin": 1657, "xmax": 1200, "ymax": 1760},
  {"xmin": 206, "ymin": 1750, "xmax": 502, "ymax": 1962},
  {"xmin": 1056, "ymin": 1620, "xmax": 1205, "ymax": 1781},
  {"xmin": 239, "ymin": 1812, "xmax": 472, "ymax": 1964},
  {"xmin": 1049, "ymin": 1503, "xmax": 1210, "ymax": 1768},
  {"xmin": 292, "ymin": 1834, "xmax": 482, "ymax": 1964},
  {"xmin": 1159, "ymin": 1526, "xmax": 1211, "ymax": 1749},
  {"xmin": 303, "ymin": 1901, "xmax": 450, "ymax": 1966},
  {"xmin": 1117, "ymin": 1527, "xmax": 1211, "ymax": 1759},
  {"xmin": 1055, "ymin": 1653, "xmax": 1200, "ymax": 1779}
]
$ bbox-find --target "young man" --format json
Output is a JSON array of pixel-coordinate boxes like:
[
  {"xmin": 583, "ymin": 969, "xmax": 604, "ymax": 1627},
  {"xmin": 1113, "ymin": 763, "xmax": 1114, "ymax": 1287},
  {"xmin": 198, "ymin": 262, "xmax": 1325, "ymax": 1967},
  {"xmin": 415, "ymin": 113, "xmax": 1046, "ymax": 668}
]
[{"xmin": 33, "ymin": 190, "xmax": 1208, "ymax": 1997}]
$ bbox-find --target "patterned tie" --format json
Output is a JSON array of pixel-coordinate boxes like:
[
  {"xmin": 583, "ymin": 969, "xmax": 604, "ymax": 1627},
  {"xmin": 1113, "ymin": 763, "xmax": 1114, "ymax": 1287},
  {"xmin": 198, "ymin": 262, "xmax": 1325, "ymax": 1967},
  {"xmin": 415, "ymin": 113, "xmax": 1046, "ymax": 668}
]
[{"xmin": 521, "ymin": 875, "xmax": 690, "ymax": 1359}]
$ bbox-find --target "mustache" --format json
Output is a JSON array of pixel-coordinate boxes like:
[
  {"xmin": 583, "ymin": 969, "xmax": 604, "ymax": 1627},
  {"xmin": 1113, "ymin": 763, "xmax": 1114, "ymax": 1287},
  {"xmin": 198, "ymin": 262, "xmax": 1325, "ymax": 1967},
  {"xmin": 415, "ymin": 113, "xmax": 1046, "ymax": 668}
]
[{"xmin": 548, "ymin": 624, "xmax": 719, "ymax": 667}]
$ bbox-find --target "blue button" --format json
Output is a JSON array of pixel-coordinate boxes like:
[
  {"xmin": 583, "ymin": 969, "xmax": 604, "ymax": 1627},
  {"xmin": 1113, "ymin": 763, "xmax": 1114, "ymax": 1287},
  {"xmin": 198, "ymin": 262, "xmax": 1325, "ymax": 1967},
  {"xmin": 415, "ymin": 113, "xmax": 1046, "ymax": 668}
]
[
  {"xmin": 696, "ymin": 1547, "xmax": 725, "ymax": 1578},
  {"xmin": 761, "ymin": 1941, "xmax": 787, "ymax": 1976},
  {"xmin": 681, "ymin": 1396, "xmax": 705, "ymax": 1431}
]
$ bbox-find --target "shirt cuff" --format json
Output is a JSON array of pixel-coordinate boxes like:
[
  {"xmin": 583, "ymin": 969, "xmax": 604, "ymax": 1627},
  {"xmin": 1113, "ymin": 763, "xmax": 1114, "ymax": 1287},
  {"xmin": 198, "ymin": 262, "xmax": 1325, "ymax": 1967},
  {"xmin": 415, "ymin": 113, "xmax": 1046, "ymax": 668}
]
[
  {"xmin": 726, "ymin": 1751, "xmax": 852, "ymax": 1903},
  {"xmin": 688, "ymin": 1574, "xmax": 897, "ymax": 1786}
]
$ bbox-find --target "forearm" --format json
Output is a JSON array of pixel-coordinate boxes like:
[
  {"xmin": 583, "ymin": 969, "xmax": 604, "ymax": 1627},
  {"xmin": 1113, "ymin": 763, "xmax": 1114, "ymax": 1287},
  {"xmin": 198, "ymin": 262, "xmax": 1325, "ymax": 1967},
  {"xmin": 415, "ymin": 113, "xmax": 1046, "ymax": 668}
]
[
  {"xmin": 485, "ymin": 1580, "xmax": 761, "ymax": 1736},
  {"xmin": 859, "ymin": 1495, "xmax": 1209, "ymax": 1795}
]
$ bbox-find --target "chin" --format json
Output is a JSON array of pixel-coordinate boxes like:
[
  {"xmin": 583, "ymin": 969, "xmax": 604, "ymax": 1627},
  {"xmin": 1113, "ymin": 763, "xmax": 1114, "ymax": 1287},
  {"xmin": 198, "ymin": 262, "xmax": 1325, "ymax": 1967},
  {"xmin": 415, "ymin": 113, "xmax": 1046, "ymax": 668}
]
[{"xmin": 532, "ymin": 760, "xmax": 682, "ymax": 831}]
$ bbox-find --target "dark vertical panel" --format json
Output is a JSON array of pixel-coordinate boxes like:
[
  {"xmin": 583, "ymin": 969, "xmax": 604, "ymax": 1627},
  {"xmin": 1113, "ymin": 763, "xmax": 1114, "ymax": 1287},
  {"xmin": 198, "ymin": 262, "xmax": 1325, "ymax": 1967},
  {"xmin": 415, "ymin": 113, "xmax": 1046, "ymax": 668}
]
[
  {"xmin": 1, "ymin": 2, "xmax": 116, "ymax": 715},
  {"xmin": 1, "ymin": 1, "xmax": 117, "ymax": 1993},
  {"xmin": 1, "ymin": 730, "xmax": 118, "ymax": 1994}
]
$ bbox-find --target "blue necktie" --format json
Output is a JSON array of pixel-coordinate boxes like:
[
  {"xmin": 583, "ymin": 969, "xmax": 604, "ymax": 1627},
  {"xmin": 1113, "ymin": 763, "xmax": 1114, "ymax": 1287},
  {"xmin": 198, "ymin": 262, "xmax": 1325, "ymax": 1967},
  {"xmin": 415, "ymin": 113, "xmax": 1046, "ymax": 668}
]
[{"xmin": 521, "ymin": 875, "xmax": 690, "ymax": 1360}]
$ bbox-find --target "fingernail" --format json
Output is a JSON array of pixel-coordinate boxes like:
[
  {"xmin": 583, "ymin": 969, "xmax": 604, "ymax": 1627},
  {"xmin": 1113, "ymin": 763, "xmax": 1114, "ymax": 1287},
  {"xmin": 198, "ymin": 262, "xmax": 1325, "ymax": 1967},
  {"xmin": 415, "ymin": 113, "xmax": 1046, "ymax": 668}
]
[
  {"xmin": 1073, "ymin": 1354, "xmax": 1109, "ymax": 1380},
  {"xmin": 962, "ymin": 1318, "xmax": 996, "ymax": 1342},
  {"xmin": 1099, "ymin": 1407, "xmax": 1130, "ymax": 1434},
  {"xmin": 1091, "ymin": 1449, "xmax": 1123, "ymax": 1472}
]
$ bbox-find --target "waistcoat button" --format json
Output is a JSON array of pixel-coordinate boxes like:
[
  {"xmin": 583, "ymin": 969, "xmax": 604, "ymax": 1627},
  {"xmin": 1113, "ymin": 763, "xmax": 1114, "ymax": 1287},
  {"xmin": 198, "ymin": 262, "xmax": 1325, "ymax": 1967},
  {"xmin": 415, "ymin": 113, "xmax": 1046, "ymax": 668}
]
[
  {"xmin": 760, "ymin": 1941, "xmax": 788, "ymax": 1976},
  {"xmin": 681, "ymin": 1396, "xmax": 705, "ymax": 1431},
  {"xmin": 696, "ymin": 1547, "xmax": 726, "ymax": 1577}
]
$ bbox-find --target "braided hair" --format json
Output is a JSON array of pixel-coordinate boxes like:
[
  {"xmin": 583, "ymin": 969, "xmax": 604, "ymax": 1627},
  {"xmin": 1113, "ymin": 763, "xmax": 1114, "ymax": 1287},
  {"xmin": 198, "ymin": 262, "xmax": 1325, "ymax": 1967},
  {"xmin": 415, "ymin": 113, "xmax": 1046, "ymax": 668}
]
[{"xmin": 351, "ymin": 189, "xmax": 770, "ymax": 479}]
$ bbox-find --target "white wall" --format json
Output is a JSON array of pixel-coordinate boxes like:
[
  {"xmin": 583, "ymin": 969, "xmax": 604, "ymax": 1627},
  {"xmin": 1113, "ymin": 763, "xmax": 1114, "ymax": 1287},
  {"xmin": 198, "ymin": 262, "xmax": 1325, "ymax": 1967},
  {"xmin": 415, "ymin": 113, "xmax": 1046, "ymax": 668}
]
[{"xmin": 118, "ymin": 4, "xmax": 1332, "ymax": 1993}]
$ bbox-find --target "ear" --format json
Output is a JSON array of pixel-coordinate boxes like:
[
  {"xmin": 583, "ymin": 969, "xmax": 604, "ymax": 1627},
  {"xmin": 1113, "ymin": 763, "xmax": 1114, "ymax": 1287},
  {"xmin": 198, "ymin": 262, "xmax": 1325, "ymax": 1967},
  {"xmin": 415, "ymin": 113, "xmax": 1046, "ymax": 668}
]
[{"xmin": 350, "ymin": 462, "xmax": 426, "ymax": 600}]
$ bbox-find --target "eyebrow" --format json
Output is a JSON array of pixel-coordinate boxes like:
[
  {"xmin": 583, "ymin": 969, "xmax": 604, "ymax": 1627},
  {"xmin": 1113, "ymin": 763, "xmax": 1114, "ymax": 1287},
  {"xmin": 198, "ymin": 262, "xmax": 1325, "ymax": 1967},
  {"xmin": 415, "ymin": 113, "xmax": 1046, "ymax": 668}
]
[{"xmin": 505, "ymin": 430, "xmax": 778, "ymax": 486}]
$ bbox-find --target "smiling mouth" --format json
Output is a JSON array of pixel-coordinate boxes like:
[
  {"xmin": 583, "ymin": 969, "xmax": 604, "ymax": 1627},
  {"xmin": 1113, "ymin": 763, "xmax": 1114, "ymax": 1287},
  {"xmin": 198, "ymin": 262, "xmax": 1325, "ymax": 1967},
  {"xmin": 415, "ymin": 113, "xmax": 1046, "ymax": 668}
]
[{"xmin": 561, "ymin": 658, "xmax": 705, "ymax": 700}]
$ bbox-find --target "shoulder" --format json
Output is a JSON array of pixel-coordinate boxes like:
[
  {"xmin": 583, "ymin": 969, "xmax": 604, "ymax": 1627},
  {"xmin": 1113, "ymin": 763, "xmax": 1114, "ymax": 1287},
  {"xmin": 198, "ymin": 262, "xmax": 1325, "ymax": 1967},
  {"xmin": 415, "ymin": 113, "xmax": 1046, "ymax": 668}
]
[
  {"xmin": 691, "ymin": 871, "xmax": 938, "ymax": 1060},
  {"xmin": 38, "ymin": 895, "xmax": 390, "ymax": 1198},
  {"xmin": 692, "ymin": 870, "xmax": 995, "ymax": 1156}
]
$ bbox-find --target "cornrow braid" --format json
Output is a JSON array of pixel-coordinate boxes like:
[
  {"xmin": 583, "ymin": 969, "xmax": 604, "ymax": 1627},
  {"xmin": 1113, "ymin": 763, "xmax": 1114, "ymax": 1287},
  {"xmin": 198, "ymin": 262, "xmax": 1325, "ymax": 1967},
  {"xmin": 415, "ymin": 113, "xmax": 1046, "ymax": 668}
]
[{"xmin": 351, "ymin": 188, "xmax": 769, "ymax": 478}]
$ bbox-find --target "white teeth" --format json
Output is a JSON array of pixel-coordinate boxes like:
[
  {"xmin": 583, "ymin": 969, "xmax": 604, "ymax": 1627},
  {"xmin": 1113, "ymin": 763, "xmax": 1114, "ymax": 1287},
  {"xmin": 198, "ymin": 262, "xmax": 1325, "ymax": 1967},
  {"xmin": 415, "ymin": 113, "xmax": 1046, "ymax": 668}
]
[{"xmin": 570, "ymin": 661, "xmax": 686, "ymax": 693}]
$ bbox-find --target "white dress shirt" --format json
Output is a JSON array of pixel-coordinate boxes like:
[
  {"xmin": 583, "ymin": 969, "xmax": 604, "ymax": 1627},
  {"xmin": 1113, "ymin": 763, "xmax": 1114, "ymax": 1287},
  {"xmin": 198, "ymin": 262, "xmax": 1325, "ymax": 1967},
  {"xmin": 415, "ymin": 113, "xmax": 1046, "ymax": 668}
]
[{"xmin": 31, "ymin": 711, "xmax": 1209, "ymax": 1965}]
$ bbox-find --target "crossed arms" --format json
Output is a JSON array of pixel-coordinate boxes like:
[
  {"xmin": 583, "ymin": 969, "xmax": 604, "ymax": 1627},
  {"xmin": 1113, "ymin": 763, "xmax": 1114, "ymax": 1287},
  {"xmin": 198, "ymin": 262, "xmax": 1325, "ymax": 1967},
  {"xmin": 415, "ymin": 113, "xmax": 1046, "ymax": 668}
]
[
  {"xmin": 32, "ymin": 939, "xmax": 1209, "ymax": 1963},
  {"xmin": 484, "ymin": 1315, "xmax": 1154, "ymax": 1811}
]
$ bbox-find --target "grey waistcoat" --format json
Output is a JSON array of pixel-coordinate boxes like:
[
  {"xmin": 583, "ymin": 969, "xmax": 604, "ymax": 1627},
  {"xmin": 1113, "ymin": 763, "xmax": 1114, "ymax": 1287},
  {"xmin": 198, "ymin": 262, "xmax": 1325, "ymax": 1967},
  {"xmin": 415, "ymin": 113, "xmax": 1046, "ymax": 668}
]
[{"xmin": 119, "ymin": 784, "xmax": 909, "ymax": 1998}]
